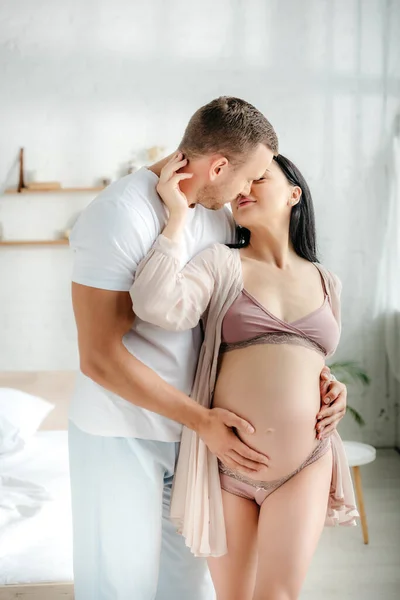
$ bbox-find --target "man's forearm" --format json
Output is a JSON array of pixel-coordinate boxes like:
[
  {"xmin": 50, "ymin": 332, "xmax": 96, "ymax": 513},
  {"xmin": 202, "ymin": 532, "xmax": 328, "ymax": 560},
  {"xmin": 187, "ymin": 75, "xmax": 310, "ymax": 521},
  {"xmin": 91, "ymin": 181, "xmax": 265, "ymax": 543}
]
[{"xmin": 81, "ymin": 342, "xmax": 208, "ymax": 432}]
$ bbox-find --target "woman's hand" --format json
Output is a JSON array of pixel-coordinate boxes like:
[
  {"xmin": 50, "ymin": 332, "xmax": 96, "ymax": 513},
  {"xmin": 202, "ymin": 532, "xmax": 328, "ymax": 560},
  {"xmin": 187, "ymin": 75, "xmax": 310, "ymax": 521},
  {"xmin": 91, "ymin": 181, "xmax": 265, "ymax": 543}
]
[
  {"xmin": 158, "ymin": 152, "xmax": 194, "ymax": 242},
  {"xmin": 157, "ymin": 152, "xmax": 193, "ymax": 217}
]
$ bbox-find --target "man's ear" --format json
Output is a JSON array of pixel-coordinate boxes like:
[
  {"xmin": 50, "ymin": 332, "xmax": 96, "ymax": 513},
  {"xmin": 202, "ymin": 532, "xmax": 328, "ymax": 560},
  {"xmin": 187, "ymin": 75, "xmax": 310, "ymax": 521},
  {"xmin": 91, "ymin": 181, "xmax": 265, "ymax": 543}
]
[{"xmin": 209, "ymin": 156, "xmax": 229, "ymax": 181}]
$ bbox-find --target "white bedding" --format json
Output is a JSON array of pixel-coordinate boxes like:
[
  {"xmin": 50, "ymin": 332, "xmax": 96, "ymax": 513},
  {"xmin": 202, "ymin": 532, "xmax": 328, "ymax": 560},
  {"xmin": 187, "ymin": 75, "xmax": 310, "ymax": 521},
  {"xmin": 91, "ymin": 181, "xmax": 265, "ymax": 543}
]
[{"xmin": 0, "ymin": 431, "xmax": 73, "ymax": 584}]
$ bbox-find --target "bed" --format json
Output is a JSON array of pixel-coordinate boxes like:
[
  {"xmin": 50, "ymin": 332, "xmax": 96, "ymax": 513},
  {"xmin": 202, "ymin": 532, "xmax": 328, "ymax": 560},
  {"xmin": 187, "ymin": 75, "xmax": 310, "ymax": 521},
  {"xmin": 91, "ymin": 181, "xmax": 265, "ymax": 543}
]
[{"xmin": 0, "ymin": 372, "xmax": 76, "ymax": 600}]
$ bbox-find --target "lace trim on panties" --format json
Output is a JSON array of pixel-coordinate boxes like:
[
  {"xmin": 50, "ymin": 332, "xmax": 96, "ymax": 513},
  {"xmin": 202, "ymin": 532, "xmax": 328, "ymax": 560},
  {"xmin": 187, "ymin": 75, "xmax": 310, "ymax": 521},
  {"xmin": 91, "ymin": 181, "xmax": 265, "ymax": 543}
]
[
  {"xmin": 220, "ymin": 331, "xmax": 326, "ymax": 356},
  {"xmin": 219, "ymin": 437, "xmax": 331, "ymax": 490}
]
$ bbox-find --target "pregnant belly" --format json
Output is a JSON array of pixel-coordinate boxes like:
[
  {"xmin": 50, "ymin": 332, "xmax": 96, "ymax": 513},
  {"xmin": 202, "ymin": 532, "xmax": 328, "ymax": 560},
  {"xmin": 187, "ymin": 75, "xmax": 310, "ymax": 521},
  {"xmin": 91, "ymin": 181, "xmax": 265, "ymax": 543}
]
[{"xmin": 213, "ymin": 343, "xmax": 325, "ymax": 481}]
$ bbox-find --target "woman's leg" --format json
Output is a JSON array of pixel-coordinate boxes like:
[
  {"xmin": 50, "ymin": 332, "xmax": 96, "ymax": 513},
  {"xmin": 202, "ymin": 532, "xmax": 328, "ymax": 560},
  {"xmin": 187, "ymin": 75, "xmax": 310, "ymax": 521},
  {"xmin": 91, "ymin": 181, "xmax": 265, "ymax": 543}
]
[
  {"xmin": 207, "ymin": 489, "xmax": 259, "ymax": 600},
  {"xmin": 253, "ymin": 448, "xmax": 332, "ymax": 600}
]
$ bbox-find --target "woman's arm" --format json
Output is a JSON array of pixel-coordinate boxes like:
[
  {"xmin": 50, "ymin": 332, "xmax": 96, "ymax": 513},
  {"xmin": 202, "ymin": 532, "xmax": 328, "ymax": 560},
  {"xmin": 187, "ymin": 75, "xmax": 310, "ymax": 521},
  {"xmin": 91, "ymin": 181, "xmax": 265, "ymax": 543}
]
[
  {"xmin": 130, "ymin": 153, "xmax": 222, "ymax": 330},
  {"xmin": 131, "ymin": 237, "xmax": 221, "ymax": 331}
]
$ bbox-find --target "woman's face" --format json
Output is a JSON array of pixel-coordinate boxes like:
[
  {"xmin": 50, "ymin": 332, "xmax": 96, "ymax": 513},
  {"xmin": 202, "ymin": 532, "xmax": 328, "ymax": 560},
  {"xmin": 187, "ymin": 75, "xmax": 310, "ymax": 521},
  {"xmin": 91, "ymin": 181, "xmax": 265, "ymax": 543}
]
[{"xmin": 230, "ymin": 160, "xmax": 301, "ymax": 229}]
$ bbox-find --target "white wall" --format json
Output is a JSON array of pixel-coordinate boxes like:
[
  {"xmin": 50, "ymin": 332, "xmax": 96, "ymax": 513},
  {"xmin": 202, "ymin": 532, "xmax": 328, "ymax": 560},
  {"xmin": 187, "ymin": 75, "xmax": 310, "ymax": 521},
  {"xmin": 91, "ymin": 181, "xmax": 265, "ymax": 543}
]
[{"xmin": 0, "ymin": 0, "xmax": 399, "ymax": 446}]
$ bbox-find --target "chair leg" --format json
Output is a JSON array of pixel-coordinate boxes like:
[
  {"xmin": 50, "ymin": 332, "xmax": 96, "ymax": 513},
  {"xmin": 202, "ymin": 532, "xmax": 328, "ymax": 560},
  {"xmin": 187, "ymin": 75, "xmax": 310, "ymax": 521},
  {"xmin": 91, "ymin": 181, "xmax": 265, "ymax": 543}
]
[{"xmin": 352, "ymin": 465, "xmax": 369, "ymax": 544}]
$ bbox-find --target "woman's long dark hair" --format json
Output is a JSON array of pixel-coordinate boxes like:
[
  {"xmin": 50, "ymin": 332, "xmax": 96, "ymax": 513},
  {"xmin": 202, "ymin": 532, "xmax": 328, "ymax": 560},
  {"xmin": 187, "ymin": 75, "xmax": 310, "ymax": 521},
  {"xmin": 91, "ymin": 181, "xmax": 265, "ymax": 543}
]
[{"xmin": 231, "ymin": 154, "xmax": 319, "ymax": 263}]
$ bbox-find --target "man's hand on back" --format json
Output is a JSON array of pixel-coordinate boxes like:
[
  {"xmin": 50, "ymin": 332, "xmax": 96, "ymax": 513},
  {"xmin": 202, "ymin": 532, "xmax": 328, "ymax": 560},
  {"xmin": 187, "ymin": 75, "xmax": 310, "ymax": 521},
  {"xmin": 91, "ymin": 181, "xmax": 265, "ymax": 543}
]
[{"xmin": 316, "ymin": 366, "xmax": 347, "ymax": 439}]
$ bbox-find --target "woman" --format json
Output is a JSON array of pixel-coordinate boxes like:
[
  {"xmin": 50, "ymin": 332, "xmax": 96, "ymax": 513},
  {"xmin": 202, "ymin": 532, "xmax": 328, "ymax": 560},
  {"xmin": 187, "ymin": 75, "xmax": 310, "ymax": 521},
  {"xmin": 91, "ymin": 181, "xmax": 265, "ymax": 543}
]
[{"xmin": 130, "ymin": 153, "xmax": 358, "ymax": 600}]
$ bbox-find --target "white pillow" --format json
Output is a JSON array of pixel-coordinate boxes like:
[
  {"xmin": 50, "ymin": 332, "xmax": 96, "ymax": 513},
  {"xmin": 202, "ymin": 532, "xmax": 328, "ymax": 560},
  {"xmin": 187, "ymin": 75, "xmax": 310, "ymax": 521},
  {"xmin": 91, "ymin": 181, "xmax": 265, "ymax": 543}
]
[{"xmin": 0, "ymin": 388, "xmax": 54, "ymax": 454}]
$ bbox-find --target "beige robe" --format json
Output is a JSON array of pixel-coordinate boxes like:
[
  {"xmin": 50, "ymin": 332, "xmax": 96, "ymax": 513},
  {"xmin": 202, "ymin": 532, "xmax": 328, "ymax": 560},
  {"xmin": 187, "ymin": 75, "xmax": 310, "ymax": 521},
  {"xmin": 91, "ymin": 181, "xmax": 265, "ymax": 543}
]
[{"xmin": 131, "ymin": 234, "xmax": 358, "ymax": 557}]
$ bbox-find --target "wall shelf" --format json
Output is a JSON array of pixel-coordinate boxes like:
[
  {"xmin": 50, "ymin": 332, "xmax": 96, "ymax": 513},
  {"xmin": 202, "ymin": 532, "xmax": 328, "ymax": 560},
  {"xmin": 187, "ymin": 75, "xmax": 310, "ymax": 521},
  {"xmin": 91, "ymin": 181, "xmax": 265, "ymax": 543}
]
[
  {"xmin": 4, "ymin": 186, "xmax": 105, "ymax": 194},
  {"xmin": 0, "ymin": 239, "xmax": 69, "ymax": 246}
]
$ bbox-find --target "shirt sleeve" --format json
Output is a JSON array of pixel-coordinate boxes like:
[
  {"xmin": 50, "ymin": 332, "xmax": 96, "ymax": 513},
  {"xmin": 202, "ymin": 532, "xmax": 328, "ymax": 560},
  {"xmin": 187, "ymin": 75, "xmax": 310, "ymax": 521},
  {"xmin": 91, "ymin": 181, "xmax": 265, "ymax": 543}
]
[
  {"xmin": 70, "ymin": 197, "xmax": 158, "ymax": 292},
  {"xmin": 130, "ymin": 235, "xmax": 224, "ymax": 331}
]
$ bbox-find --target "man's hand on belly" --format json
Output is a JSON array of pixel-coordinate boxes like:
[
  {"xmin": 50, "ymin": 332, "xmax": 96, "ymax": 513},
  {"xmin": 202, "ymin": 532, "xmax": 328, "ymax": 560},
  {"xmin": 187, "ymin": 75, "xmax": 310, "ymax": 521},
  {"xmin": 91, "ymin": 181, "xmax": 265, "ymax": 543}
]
[
  {"xmin": 196, "ymin": 408, "xmax": 270, "ymax": 475},
  {"xmin": 316, "ymin": 366, "xmax": 347, "ymax": 439}
]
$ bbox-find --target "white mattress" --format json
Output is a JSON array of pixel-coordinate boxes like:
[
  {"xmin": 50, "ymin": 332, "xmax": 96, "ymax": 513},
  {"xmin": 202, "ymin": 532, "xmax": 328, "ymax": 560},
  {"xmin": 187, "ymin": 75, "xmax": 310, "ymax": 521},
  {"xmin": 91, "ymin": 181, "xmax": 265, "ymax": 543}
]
[{"xmin": 0, "ymin": 431, "xmax": 72, "ymax": 584}]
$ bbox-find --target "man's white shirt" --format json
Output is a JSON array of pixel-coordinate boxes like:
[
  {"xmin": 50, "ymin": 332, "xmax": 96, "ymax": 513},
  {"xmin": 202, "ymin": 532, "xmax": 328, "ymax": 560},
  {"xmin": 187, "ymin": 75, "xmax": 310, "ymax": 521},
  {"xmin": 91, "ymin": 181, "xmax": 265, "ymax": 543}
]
[{"xmin": 69, "ymin": 167, "xmax": 235, "ymax": 441}]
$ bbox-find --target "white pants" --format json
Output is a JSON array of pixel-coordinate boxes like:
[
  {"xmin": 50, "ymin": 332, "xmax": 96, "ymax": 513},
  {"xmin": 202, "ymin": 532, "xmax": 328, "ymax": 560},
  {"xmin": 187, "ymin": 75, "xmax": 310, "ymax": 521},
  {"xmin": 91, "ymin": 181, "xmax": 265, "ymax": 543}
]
[{"xmin": 68, "ymin": 421, "xmax": 215, "ymax": 600}]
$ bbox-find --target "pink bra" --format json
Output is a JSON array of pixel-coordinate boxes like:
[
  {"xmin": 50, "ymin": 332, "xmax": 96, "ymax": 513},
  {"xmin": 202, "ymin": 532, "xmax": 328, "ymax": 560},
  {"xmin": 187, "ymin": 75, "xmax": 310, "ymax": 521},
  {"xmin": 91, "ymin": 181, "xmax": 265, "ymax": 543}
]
[{"xmin": 221, "ymin": 288, "xmax": 340, "ymax": 357}]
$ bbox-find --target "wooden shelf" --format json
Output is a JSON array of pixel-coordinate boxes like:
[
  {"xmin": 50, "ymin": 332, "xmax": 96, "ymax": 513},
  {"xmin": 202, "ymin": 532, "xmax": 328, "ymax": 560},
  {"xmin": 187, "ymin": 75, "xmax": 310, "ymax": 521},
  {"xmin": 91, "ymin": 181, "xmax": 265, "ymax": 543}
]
[
  {"xmin": 4, "ymin": 186, "xmax": 105, "ymax": 195},
  {"xmin": 0, "ymin": 239, "xmax": 69, "ymax": 246}
]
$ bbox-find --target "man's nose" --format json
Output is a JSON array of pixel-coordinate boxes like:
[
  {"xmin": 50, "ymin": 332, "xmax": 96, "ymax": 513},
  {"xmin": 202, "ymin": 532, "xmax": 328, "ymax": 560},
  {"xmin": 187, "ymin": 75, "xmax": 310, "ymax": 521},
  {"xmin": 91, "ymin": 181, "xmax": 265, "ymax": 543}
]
[{"xmin": 242, "ymin": 181, "xmax": 252, "ymax": 196}]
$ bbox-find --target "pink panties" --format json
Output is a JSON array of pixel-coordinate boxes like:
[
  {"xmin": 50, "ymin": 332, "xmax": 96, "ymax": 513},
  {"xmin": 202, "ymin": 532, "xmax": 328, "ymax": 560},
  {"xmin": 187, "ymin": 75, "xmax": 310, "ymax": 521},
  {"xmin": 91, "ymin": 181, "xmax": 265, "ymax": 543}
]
[{"xmin": 219, "ymin": 437, "xmax": 331, "ymax": 506}]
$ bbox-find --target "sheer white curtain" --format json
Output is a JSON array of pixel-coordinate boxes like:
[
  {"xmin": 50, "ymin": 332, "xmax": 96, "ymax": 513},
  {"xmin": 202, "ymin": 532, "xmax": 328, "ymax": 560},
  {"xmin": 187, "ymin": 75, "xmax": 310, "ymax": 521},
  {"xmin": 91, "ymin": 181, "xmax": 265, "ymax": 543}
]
[{"xmin": 376, "ymin": 122, "xmax": 400, "ymax": 383}]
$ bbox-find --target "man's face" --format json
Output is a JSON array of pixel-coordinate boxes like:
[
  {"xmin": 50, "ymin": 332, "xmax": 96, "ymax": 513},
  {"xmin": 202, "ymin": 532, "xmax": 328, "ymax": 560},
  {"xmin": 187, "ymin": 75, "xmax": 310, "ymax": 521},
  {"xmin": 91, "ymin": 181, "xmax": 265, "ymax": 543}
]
[{"xmin": 195, "ymin": 144, "xmax": 274, "ymax": 210}]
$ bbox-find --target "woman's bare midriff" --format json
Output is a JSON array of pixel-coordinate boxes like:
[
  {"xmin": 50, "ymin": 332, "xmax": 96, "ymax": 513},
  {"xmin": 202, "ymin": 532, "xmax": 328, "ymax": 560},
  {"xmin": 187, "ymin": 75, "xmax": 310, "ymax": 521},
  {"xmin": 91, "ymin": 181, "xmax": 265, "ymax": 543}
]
[{"xmin": 212, "ymin": 343, "xmax": 325, "ymax": 481}]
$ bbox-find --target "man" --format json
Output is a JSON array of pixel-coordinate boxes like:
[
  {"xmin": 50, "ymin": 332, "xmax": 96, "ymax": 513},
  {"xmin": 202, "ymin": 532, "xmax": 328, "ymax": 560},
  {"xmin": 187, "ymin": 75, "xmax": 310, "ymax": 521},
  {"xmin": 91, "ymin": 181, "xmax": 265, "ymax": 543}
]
[{"xmin": 69, "ymin": 97, "xmax": 346, "ymax": 600}]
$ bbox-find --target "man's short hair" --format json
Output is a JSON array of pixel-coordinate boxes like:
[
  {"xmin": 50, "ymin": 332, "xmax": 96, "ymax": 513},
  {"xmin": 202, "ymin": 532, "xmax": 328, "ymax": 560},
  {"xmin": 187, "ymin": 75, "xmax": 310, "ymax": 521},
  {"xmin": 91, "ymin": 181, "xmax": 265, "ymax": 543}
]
[{"xmin": 179, "ymin": 96, "xmax": 279, "ymax": 165}]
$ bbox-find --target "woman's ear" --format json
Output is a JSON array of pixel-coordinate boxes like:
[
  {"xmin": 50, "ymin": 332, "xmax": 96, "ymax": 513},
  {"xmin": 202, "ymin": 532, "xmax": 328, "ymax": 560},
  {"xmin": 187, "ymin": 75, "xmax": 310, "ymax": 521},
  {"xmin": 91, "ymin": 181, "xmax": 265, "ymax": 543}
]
[{"xmin": 291, "ymin": 186, "xmax": 302, "ymax": 206}]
